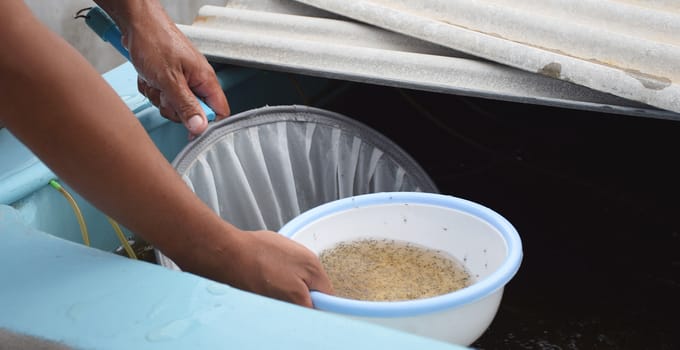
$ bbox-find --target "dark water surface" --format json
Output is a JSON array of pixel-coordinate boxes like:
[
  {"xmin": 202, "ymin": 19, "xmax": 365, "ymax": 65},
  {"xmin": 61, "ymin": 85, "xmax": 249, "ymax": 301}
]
[{"xmin": 323, "ymin": 82, "xmax": 680, "ymax": 350}]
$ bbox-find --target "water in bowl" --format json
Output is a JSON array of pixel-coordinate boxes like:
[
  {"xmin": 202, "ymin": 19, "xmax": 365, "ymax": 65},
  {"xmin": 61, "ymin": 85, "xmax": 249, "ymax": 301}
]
[{"xmin": 319, "ymin": 238, "xmax": 473, "ymax": 301}]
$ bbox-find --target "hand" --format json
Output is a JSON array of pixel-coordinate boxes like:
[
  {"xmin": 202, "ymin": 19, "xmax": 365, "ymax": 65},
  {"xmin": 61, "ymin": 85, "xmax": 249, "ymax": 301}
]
[
  {"xmin": 122, "ymin": 8, "xmax": 230, "ymax": 136},
  {"xmin": 226, "ymin": 229, "xmax": 335, "ymax": 307}
]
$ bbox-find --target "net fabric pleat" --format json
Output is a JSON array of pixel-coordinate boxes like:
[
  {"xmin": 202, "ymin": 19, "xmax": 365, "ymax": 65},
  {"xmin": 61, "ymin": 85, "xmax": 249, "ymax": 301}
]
[{"xmin": 157, "ymin": 105, "xmax": 437, "ymax": 270}]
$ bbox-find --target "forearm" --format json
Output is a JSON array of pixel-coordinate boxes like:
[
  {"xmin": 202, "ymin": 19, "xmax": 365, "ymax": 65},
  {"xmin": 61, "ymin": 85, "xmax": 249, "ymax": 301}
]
[
  {"xmin": 0, "ymin": 1, "xmax": 330, "ymax": 305},
  {"xmin": 0, "ymin": 1, "xmax": 238, "ymax": 274}
]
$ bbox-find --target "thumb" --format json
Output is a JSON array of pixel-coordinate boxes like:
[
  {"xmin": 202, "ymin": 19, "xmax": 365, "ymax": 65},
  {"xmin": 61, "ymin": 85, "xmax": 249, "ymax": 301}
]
[{"xmin": 166, "ymin": 77, "xmax": 208, "ymax": 136}]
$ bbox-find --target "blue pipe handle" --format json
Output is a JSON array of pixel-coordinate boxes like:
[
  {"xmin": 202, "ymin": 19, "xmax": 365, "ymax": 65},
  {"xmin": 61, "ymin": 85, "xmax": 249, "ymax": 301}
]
[{"xmin": 84, "ymin": 7, "xmax": 216, "ymax": 122}]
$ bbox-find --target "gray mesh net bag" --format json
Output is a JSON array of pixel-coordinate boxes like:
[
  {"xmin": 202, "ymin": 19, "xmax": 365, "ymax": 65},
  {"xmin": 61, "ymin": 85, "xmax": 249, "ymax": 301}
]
[{"xmin": 156, "ymin": 105, "xmax": 438, "ymax": 269}]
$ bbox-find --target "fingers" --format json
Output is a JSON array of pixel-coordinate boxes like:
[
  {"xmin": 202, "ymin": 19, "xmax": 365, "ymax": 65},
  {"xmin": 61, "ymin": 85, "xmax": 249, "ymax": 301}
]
[
  {"xmin": 138, "ymin": 75, "xmax": 209, "ymax": 135},
  {"xmin": 138, "ymin": 77, "xmax": 180, "ymax": 123},
  {"xmin": 276, "ymin": 253, "xmax": 332, "ymax": 308},
  {"xmin": 300, "ymin": 249, "xmax": 335, "ymax": 296},
  {"xmin": 306, "ymin": 266, "xmax": 335, "ymax": 296},
  {"xmin": 137, "ymin": 70, "xmax": 230, "ymax": 136},
  {"xmin": 242, "ymin": 273, "xmax": 315, "ymax": 308},
  {"xmin": 278, "ymin": 278, "xmax": 314, "ymax": 308},
  {"xmin": 191, "ymin": 70, "xmax": 230, "ymax": 121},
  {"xmin": 162, "ymin": 72, "xmax": 209, "ymax": 135},
  {"xmin": 128, "ymin": 21, "xmax": 228, "ymax": 135},
  {"xmin": 276, "ymin": 268, "xmax": 331, "ymax": 308},
  {"xmin": 290, "ymin": 245, "xmax": 334, "ymax": 307},
  {"xmin": 240, "ymin": 231, "xmax": 334, "ymax": 308}
]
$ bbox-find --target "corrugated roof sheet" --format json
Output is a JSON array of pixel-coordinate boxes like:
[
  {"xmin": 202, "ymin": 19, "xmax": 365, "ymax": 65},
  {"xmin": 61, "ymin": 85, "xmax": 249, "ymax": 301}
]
[
  {"xmin": 179, "ymin": 0, "xmax": 679, "ymax": 120},
  {"xmin": 293, "ymin": 0, "xmax": 680, "ymax": 114}
]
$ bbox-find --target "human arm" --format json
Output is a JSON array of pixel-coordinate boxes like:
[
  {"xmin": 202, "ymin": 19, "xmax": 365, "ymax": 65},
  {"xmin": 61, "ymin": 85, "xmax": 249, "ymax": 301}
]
[
  {"xmin": 92, "ymin": 0, "xmax": 230, "ymax": 136},
  {"xmin": 0, "ymin": 0, "xmax": 331, "ymax": 307}
]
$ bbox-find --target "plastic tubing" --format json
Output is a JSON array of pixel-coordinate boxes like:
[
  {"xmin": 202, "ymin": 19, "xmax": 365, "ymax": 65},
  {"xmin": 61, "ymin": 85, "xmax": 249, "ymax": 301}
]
[
  {"xmin": 49, "ymin": 180, "xmax": 90, "ymax": 246},
  {"xmin": 107, "ymin": 217, "xmax": 138, "ymax": 260},
  {"xmin": 48, "ymin": 179, "xmax": 138, "ymax": 260}
]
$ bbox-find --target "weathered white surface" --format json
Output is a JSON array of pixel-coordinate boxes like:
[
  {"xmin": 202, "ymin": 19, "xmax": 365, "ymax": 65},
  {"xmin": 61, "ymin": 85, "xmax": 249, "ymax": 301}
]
[
  {"xmin": 180, "ymin": 4, "xmax": 678, "ymax": 120},
  {"xmin": 223, "ymin": 0, "xmax": 339, "ymax": 18},
  {"xmin": 23, "ymin": 0, "xmax": 679, "ymax": 119},
  {"xmin": 292, "ymin": 0, "xmax": 680, "ymax": 114}
]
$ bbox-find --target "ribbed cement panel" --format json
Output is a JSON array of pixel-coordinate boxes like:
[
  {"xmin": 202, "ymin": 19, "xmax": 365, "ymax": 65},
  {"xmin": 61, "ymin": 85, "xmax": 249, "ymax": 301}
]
[
  {"xmin": 292, "ymin": 0, "xmax": 680, "ymax": 116},
  {"xmin": 180, "ymin": 4, "xmax": 679, "ymax": 120}
]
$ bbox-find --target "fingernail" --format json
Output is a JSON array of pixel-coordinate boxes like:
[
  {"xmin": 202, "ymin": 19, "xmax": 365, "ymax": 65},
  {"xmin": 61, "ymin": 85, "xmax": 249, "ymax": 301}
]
[{"xmin": 187, "ymin": 114, "xmax": 203, "ymax": 132}]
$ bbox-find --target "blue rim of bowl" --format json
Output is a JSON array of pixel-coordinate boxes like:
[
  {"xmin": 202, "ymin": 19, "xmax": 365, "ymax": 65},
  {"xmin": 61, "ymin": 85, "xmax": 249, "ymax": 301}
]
[{"xmin": 278, "ymin": 191, "xmax": 523, "ymax": 318}]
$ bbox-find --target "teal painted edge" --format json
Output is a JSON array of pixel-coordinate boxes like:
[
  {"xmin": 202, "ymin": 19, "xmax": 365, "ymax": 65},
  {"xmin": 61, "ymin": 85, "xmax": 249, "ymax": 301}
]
[
  {"xmin": 0, "ymin": 204, "xmax": 467, "ymax": 349},
  {"xmin": 0, "ymin": 63, "xmax": 142, "ymax": 205},
  {"xmin": 0, "ymin": 62, "xmax": 470, "ymax": 349},
  {"xmin": 0, "ymin": 128, "xmax": 55, "ymax": 205}
]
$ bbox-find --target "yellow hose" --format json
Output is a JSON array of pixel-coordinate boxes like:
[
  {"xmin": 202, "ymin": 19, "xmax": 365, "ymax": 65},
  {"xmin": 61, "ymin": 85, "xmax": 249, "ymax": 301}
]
[
  {"xmin": 49, "ymin": 180, "xmax": 90, "ymax": 246},
  {"xmin": 107, "ymin": 217, "xmax": 138, "ymax": 260},
  {"xmin": 49, "ymin": 179, "xmax": 137, "ymax": 260}
]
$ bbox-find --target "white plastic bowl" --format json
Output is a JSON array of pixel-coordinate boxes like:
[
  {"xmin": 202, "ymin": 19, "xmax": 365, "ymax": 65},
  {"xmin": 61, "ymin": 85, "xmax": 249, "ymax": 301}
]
[{"xmin": 279, "ymin": 192, "xmax": 523, "ymax": 346}]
